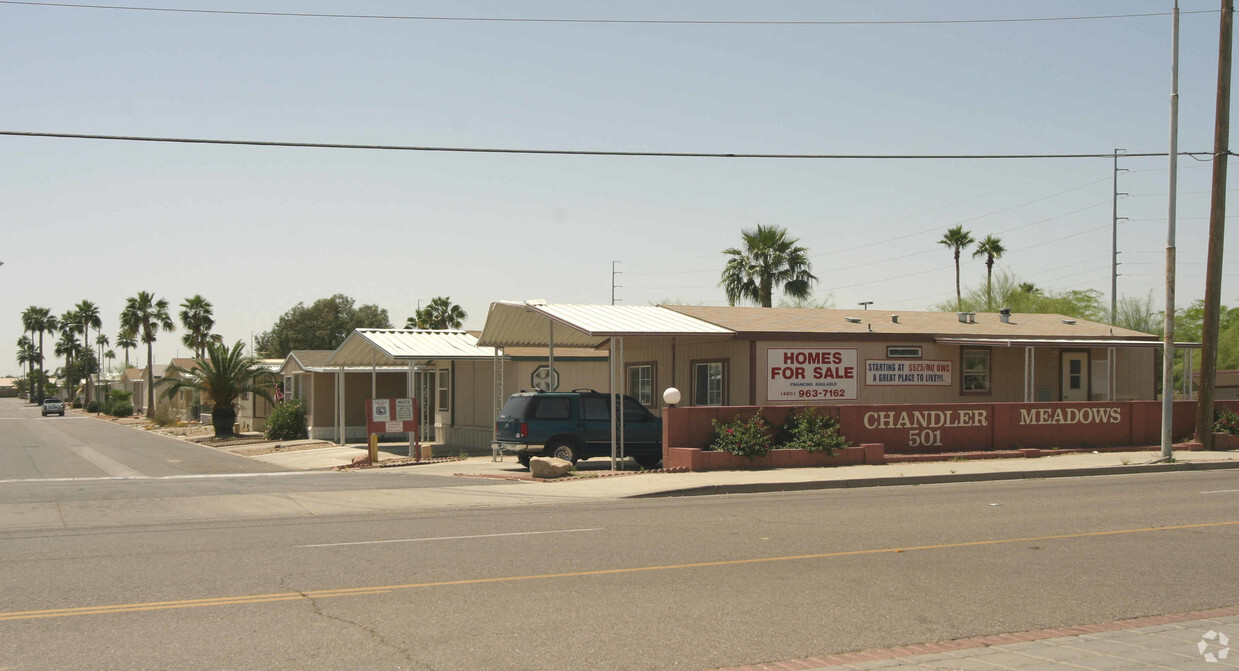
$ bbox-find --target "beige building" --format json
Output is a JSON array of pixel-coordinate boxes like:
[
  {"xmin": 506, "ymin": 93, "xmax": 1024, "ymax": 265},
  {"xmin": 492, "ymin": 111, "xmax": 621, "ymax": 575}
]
[{"xmin": 478, "ymin": 302, "xmax": 1182, "ymax": 411}]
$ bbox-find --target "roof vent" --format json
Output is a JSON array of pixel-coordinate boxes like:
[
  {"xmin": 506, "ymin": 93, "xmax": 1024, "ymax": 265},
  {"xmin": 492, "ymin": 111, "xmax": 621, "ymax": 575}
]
[
  {"xmin": 957, "ymin": 312, "xmax": 969, "ymax": 323},
  {"xmin": 999, "ymin": 307, "xmax": 1011, "ymax": 324},
  {"xmin": 845, "ymin": 317, "xmax": 862, "ymax": 324},
  {"xmin": 891, "ymin": 314, "xmax": 900, "ymax": 324},
  {"xmin": 967, "ymin": 312, "xmax": 977, "ymax": 324},
  {"xmin": 524, "ymin": 298, "xmax": 548, "ymax": 306},
  {"xmin": 1061, "ymin": 319, "xmax": 1077, "ymax": 325}
]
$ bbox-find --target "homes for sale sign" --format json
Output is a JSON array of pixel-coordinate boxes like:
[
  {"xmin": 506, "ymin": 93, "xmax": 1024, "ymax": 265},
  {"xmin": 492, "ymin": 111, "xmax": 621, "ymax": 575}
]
[{"xmin": 767, "ymin": 348, "xmax": 858, "ymax": 401}]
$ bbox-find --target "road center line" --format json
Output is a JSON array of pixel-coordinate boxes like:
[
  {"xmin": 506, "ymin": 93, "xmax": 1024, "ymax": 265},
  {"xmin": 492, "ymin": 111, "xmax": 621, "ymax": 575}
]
[
  {"xmin": 3, "ymin": 520, "xmax": 1237, "ymax": 622},
  {"xmin": 1201, "ymin": 489, "xmax": 1239, "ymax": 494},
  {"xmin": 296, "ymin": 527, "xmax": 603, "ymax": 548}
]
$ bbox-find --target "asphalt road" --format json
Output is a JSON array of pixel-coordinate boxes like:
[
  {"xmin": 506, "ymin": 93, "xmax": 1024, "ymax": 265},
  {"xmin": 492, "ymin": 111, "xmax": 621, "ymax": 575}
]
[{"xmin": 2, "ymin": 458, "xmax": 1237, "ymax": 670}]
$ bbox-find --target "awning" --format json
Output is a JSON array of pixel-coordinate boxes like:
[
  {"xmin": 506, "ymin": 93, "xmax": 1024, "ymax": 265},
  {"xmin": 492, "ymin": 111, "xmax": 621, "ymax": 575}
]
[
  {"xmin": 326, "ymin": 329, "xmax": 500, "ymax": 366},
  {"xmin": 935, "ymin": 337, "xmax": 1201, "ymax": 349},
  {"xmin": 476, "ymin": 301, "xmax": 735, "ymax": 348}
]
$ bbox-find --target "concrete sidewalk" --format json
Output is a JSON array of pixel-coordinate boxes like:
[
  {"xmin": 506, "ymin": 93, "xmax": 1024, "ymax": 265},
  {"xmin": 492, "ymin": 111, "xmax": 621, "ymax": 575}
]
[{"xmin": 718, "ymin": 607, "xmax": 1239, "ymax": 670}]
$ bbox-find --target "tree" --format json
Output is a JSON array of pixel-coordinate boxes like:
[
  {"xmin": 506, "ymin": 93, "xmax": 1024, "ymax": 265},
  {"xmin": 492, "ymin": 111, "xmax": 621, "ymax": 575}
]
[
  {"xmin": 938, "ymin": 225, "xmax": 975, "ymax": 312},
  {"xmin": 1115, "ymin": 292, "xmax": 1160, "ymax": 335},
  {"xmin": 179, "ymin": 294, "xmax": 219, "ymax": 358},
  {"xmin": 971, "ymin": 235, "xmax": 1006, "ymax": 311},
  {"xmin": 16, "ymin": 336, "xmax": 36, "ymax": 400},
  {"xmin": 24, "ymin": 307, "xmax": 56, "ymax": 403},
  {"xmin": 254, "ymin": 294, "xmax": 391, "ymax": 358},
  {"xmin": 157, "ymin": 341, "xmax": 274, "ymax": 438},
  {"xmin": 407, "ymin": 297, "xmax": 467, "ymax": 329},
  {"xmin": 121, "ymin": 291, "xmax": 176, "ymax": 417},
  {"xmin": 720, "ymin": 224, "xmax": 817, "ymax": 308},
  {"xmin": 938, "ymin": 270, "xmax": 1104, "ymax": 322},
  {"xmin": 57, "ymin": 309, "xmax": 83, "ymax": 402},
  {"xmin": 116, "ymin": 329, "xmax": 137, "ymax": 369}
]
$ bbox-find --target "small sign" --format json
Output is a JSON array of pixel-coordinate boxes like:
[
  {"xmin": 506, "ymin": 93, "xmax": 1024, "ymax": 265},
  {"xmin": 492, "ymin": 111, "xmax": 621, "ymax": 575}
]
[
  {"xmin": 395, "ymin": 398, "xmax": 414, "ymax": 421},
  {"xmin": 766, "ymin": 347, "xmax": 858, "ymax": 401},
  {"xmin": 372, "ymin": 399, "xmax": 390, "ymax": 422},
  {"xmin": 385, "ymin": 420, "xmax": 403, "ymax": 433},
  {"xmin": 865, "ymin": 359, "xmax": 952, "ymax": 386}
]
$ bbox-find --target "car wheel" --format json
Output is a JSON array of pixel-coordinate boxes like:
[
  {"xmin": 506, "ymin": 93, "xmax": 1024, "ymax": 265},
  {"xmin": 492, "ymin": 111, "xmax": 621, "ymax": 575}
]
[
  {"xmin": 517, "ymin": 453, "xmax": 531, "ymax": 469},
  {"xmin": 634, "ymin": 454, "xmax": 662, "ymax": 469},
  {"xmin": 548, "ymin": 440, "xmax": 579, "ymax": 464}
]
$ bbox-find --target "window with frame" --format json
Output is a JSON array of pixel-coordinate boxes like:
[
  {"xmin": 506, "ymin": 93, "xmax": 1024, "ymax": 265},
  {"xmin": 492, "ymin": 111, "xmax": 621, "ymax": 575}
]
[
  {"xmin": 581, "ymin": 396, "xmax": 609, "ymax": 421},
  {"xmin": 692, "ymin": 360, "xmax": 725, "ymax": 406},
  {"xmin": 437, "ymin": 368, "xmax": 450, "ymax": 412},
  {"xmin": 961, "ymin": 348, "xmax": 991, "ymax": 393},
  {"xmin": 887, "ymin": 346, "xmax": 922, "ymax": 358},
  {"xmin": 627, "ymin": 363, "xmax": 654, "ymax": 407},
  {"xmin": 533, "ymin": 397, "xmax": 571, "ymax": 420}
]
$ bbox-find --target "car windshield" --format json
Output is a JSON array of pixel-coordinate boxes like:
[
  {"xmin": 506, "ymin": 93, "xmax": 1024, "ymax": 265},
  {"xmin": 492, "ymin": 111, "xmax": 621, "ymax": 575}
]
[{"xmin": 44, "ymin": 398, "xmax": 60, "ymax": 403}]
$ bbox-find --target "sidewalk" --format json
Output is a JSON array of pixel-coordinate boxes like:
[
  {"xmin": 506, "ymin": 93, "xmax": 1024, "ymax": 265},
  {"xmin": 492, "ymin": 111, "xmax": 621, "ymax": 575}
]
[{"xmin": 717, "ymin": 607, "xmax": 1239, "ymax": 670}]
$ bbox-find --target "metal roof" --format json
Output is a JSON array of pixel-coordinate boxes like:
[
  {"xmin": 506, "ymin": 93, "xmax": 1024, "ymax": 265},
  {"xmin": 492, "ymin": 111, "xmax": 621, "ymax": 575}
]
[
  {"xmin": 935, "ymin": 337, "xmax": 1200, "ymax": 349},
  {"xmin": 476, "ymin": 301, "xmax": 736, "ymax": 348},
  {"xmin": 326, "ymin": 329, "xmax": 500, "ymax": 366}
]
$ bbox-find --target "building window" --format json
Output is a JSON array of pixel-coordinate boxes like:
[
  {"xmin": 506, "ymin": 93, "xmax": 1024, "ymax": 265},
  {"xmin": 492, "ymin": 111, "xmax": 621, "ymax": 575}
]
[
  {"xmin": 887, "ymin": 346, "xmax": 922, "ymax": 358},
  {"xmin": 961, "ymin": 348, "xmax": 991, "ymax": 393},
  {"xmin": 692, "ymin": 360, "xmax": 726, "ymax": 406},
  {"xmin": 437, "ymin": 368, "xmax": 450, "ymax": 412},
  {"xmin": 627, "ymin": 363, "xmax": 655, "ymax": 406}
]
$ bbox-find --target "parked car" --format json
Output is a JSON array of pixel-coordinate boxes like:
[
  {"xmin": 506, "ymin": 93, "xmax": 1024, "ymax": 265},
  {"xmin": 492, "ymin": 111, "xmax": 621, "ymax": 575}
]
[
  {"xmin": 494, "ymin": 389, "xmax": 663, "ymax": 469},
  {"xmin": 41, "ymin": 397, "xmax": 65, "ymax": 417}
]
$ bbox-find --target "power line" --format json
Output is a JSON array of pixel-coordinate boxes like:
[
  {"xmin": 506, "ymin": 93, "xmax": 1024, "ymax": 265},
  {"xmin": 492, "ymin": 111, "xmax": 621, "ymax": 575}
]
[
  {"xmin": 0, "ymin": 2, "xmax": 1218, "ymax": 26},
  {"xmin": 0, "ymin": 131, "xmax": 1208, "ymax": 161}
]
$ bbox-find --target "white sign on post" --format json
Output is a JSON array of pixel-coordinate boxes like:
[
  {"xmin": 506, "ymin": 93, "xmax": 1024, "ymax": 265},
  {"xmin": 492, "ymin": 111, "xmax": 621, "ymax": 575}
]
[
  {"xmin": 372, "ymin": 399, "xmax": 391, "ymax": 422},
  {"xmin": 385, "ymin": 420, "xmax": 403, "ymax": 433},
  {"xmin": 766, "ymin": 348, "xmax": 858, "ymax": 401},
  {"xmin": 395, "ymin": 398, "xmax": 414, "ymax": 421},
  {"xmin": 865, "ymin": 360, "xmax": 953, "ymax": 386}
]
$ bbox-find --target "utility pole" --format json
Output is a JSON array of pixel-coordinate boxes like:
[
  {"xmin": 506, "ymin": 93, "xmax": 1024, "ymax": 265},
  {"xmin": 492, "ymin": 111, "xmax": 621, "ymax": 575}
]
[
  {"xmin": 611, "ymin": 261, "xmax": 622, "ymax": 305},
  {"xmin": 1161, "ymin": 0, "xmax": 1181, "ymax": 460},
  {"xmin": 1196, "ymin": 0, "xmax": 1234, "ymax": 451},
  {"xmin": 1111, "ymin": 148, "xmax": 1128, "ymax": 324}
]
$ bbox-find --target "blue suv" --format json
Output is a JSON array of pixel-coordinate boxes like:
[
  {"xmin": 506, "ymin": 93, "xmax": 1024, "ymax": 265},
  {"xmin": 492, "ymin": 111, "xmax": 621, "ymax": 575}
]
[{"xmin": 494, "ymin": 389, "xmax": 663, "ymax": 469}]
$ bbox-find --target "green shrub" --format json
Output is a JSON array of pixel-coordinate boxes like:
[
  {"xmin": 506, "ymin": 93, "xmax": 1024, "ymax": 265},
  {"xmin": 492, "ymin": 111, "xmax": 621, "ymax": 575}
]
[
  {"xmin": 781, "ymin": 407, "xmax": 850, "ymax": 454},
  {"xmin": 1214, "ymin": 407, "xmax": 1239, "ymax": 434},
  {"xmin": 265, "ymin": 398, "xmax": 308, "ymax": 441},
  {"xmin": 707, "ymin": 411, "xmax": 773, "ymax": 460},
  {"xmin": 109, "ymin": 402, "xmax": 134, "ymax": 418},
  {"xmin": 151, "ymin": 403, "xmax": 181, "ymax": 427},
  {"xmin": 71, "ymin": 399, "xmax": 83, "ymax": 409},
  {"xmin": 86, "ymin": 400, "xmax": 101, "ymax": 413}
]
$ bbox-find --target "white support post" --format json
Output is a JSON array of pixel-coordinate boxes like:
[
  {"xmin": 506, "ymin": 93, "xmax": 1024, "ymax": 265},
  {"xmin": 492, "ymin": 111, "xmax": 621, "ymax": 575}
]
[
  {"xmin": 617, "ymin": 336, "xmax": 625, "ymax": 469},
  {"xmin": 407, "ymin": 360, "xmax": 415, "ymax": 458},
  {"xmin": 609, "ymin": 338, "xmax": 617, "ymax": 471},
  {"xmin": 1187, "ymin": 348, "xmax": 1194, "ymax": 399},
  {"xmin": 1108, "ymin": 347, "xmax": 1117, "ymax": 401},
  {"xmin": 548, "ymin": 322, "xmax": 555, "ymax": 390},
  {"xmin": 336, "ymin": 367, "xmax": 344, "ymax": 445}
]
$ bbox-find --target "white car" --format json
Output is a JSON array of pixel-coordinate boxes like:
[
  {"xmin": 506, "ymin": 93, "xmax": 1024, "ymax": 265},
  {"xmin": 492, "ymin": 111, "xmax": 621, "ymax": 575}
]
[{"xmin": 41, "ymin": 398, "xmax": 65, "ymax": 417}]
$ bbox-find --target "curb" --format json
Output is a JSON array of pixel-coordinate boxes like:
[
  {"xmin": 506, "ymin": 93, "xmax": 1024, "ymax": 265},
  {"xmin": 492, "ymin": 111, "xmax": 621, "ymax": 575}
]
[{"xmin": 627, "ymin": 459, "xmax": 1239, "ymax": 498}]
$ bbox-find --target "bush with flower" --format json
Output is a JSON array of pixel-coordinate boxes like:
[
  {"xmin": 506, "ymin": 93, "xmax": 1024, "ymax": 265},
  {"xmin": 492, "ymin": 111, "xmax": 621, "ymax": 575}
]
[{"xmin": 708, "ymin": 411, "xmax": 773, "ymax": 460}]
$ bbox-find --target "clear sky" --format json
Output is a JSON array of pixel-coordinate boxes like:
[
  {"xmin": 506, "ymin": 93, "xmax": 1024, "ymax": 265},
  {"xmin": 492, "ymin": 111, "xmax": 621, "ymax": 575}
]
[{"xmin": 3, "ymin": 0, "xmax": 1237, "ymax": 373}]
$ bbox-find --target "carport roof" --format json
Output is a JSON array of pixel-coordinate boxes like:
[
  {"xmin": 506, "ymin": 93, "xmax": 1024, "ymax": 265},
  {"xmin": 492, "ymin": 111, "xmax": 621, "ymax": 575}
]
[
  {"xmin": 476, "ymin": 301, "xmax": 735, "ymax": 348},
  {"xmin": 326, "ymin": 329, "xmax": 499, "ymax": 366}
]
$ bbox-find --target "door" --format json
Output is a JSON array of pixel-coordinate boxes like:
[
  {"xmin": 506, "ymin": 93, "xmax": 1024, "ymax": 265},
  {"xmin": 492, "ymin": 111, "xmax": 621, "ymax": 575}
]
[{"xmin": 1061, "ymin": 352, "xmax": 1089, "ymax": 401}]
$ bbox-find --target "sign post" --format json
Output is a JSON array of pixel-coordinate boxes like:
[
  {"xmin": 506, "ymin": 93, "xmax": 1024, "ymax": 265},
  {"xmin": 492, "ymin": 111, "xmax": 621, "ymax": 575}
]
[{"xmin": 365, "ymin": 398, "xmax": 420, "ymax": 463}]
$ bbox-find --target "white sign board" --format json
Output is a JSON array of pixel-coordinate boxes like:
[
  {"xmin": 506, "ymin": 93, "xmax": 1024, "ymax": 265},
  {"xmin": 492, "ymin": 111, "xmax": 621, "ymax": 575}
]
[
  {"xmin": 766, "ymin": 348, "xmax": 858, "ymax": 401},
  {"xmin": 385, "ymin": 420, "xmax": 403, "ymax": 433},
  {"xmin": 395, "ymin": 398, "xmax": 415, "ymax": 421},
  {"xmin": 371, "ymin": 399, "xmax": 391, "ymax": 422},
  {"xmin": 865, "ymin": 359, "xmax": 953, "ymax": 386}
]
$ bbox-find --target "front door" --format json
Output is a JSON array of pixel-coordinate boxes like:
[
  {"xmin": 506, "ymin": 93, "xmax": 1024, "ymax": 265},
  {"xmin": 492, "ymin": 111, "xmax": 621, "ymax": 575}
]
[{"xmin": 1061, "ymin": 352, "xmax": 1089, "ymax": 401}]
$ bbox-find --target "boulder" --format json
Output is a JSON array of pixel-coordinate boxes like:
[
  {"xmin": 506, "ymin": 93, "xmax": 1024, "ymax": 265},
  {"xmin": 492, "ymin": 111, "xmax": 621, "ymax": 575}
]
[{"xmin": 529, "ymin": 456, "xmax": 574, "ymax": 479}]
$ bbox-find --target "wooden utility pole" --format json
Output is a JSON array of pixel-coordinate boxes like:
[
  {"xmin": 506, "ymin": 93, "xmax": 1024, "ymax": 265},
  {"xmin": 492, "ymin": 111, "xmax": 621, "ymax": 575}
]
[{"xmin": 1196, "ymin": 0, "xmax": 1234, "ymax": 450}]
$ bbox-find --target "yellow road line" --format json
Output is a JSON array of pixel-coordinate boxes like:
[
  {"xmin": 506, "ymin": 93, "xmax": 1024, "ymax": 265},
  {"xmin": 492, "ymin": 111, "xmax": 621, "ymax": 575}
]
[{"xmin": 3, "ymin": 520, "xmax": 1236, "ymax": 622}]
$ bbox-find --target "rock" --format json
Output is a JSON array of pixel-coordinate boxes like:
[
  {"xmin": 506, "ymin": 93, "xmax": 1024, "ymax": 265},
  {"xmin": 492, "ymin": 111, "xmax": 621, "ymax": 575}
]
[
  {"xmin": 529, "ymin": 457, "xmax": 573, "ymax": 478},
  {"xmin": 350, "ymin": 454, "xmax": 372, "ymax": 468}
]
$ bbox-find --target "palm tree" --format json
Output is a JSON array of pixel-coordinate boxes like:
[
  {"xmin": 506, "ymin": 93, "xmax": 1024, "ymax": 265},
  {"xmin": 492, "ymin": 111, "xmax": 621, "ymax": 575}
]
[
  {"xmin": 157, "ymin": 341, "xmax": 274, "ymax": 438},
  {"xmin": 54, "ymin": 328, "xmax": 80, "ymax": 400},
  {"xmin": 720, "ymin": 224, "xmax": 817, "ymax": 307},
  {"xmin": 971, "ymin": 235, "xmax": 1006, "ymax": 311},
  {"xmin": 121, "ymin": 291, "xmax": 176, "ymax": 417},
  {"xmin": 75, "ymin": 300, "xmax": 102, "ymax": 404},
  {"xmin": 16, "ymin": 336, "xmax": 36, "ymax": 401},
  {"xmin": 938, "ymin": 225, "xmax": 976, "ymax": 312},
  {"xmin": 25, "ymin": 307, "xmax": 56, "ymax": 403},
  {"xmin": 407, "ymin": 296, "xmax": 467, "ymax": 329},
  {"xmin": 179, "ymin": 294, "xmax": 219, "ymax": 358},
  {"xmin": 116, "ymin": 329, "xmax": 137, "ymax": 369}
]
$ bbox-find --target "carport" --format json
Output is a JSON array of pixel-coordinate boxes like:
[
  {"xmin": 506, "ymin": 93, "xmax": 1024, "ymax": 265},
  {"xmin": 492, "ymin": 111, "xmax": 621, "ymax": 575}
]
[
  {"xmin": 325, "ymin": 329, "xmax": 500, "ymax": 449},
  {"xmin": 476, "ymin": 301, "xmax": 735, "ymax": 469}
]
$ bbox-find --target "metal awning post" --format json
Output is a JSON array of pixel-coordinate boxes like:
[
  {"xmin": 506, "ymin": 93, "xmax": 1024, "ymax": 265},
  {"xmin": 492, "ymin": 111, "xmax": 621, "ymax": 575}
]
[
  {"xmin": 371, "ymin": 349, "xmax": 376, "ymax": 400},
  {"xmin": 609, "ymin": 337, "xmax": 617, "ymax": 471},
  {"xmin": 617, "ymin": 336, "xmax": 625, "ymax": 470},
  {"xmin": 1108, "ymin": 347, "xmax": 1116, "ymax": 401},
  {"xmin": 548, "ymin": 321, "xmax": 555, "ymax": 390},
  {"xmin": 336, "ymin": 366, "xmax": 344, "ymax": 445},
  {"xmin": 1187, "ymin": 348, "xmax": 1194, "ymax": 399},
  {"xmin": 492, "ymin": 349, "xmax": 499, "ymax": 447},
  {"xmin": 407, "ymin": 359, "xmax": 415, "ymax": 458}
]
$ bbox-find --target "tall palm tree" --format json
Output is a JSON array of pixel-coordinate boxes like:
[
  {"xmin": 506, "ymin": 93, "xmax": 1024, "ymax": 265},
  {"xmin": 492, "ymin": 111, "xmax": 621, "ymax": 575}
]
[
  {"xmin": 407, "ymin": 296, "xmax": 467, "ymax": 329},
  {"xmin": 25, "ymin": 307, "xmax": 56, "ymax": 403},
  {"xmin": 116, "ymin": 329, "xmax": 137, "ymax": 369},
  {"xmin": 121, "ymin": 291, "xmax": 176, "ymax": 417},
  {"xmin": 75, "ymin": 301, "xmax": 102, "ymax": 404},
  {"xmin": 179, "ymin": 294, "xmax": 219, "ymax": 358},
  {"xmin": 938, "ymin": 225, "xmax": 976, "ymax": 312},
  {"xmin": 720, "ymin": 224, "xmax": 817, "ymax": 307},
  {"xmin": 54, "ymin": 328, "xmax": 80, "ymax": 400},
  {"xmin": 157, "ymin": 341, "xmax": 273, "ymax": 438},
  {"xmin": 16, "ymin": 336, "xmax": 36, "ymax": 401},
  {"xmin": 971, "ymin": 235, "xmax": 1006, "ymax": 311}
]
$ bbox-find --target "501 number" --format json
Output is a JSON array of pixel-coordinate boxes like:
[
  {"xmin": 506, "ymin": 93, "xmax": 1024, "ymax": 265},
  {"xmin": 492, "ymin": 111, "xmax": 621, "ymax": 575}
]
[{"xmin": 907, "ymin": 429, "xmax": 942, "ymax": 448}]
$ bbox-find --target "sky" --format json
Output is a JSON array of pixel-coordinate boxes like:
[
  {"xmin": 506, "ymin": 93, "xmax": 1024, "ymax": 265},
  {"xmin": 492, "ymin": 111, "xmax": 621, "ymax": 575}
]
[{"xmin": 3, "ymin": 0, "xmax": 1238, "ymax": 374}]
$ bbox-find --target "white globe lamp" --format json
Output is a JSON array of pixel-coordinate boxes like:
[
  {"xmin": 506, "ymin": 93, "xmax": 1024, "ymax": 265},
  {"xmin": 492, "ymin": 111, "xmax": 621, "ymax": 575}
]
[{"xmin": 663, "ymin": 387, "xmax": 681, "ymax": 407}]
